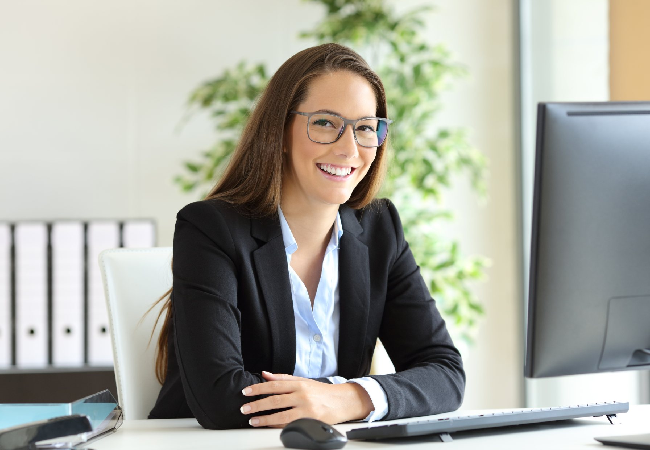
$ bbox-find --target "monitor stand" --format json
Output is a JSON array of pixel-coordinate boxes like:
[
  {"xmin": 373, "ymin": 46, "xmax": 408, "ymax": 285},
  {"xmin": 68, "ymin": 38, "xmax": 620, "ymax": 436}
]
[{"xmin": 595, "ymin": 433, "xmax": 650, "ymax": 449}]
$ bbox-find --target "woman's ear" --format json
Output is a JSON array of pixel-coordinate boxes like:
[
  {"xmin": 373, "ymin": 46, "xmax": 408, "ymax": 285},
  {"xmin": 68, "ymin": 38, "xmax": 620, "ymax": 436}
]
[
  {"xmin": 282, "ymin": 134, "xmax": 290, "ymax": 155},
  {"xmin": 283, "ymin": 115, "xmax": 295, "ymax": 155}
]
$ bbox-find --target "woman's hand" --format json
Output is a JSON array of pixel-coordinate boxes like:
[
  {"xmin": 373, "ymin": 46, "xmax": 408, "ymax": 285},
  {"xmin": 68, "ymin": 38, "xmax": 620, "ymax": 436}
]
[{"xmin": 240, "ymin": 371, "xmax": 374, "ymax": 428}]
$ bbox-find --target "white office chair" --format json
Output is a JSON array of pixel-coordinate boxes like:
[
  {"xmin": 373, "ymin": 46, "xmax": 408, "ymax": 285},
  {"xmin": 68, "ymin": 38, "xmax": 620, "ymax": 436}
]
[{"xmin": 99, "ymin": 247, "xmax": 173, "ymax": 420}]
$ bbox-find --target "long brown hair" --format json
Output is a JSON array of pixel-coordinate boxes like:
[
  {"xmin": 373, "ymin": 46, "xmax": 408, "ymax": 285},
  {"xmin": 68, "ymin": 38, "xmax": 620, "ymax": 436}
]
[{"xmin": 149, "ymin": 43, "xmax": 390, "ymax": 384}]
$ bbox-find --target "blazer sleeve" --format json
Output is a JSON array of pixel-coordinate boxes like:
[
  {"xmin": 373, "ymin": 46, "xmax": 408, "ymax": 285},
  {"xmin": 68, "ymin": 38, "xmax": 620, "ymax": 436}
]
[
  {"xmin": 369, "ymin": 200, "xmax": 466, "ymax": 420},
  {"xmin": 171, "ymin": 201, "xmax": 261, "ymax": 429}
]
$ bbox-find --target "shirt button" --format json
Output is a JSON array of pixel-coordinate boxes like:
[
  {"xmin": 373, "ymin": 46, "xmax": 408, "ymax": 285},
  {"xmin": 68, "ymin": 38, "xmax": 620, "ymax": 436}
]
[{"xmin": 313, "ymin": 334, "xmax": 322, "ymax": 342}]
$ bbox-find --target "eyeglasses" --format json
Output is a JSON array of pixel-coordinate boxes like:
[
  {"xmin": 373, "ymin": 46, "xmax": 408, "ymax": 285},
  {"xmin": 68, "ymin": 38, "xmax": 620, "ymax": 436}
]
[{"xmin": 290, "ymin": 111, "xmax": 392, "ymax": 148}]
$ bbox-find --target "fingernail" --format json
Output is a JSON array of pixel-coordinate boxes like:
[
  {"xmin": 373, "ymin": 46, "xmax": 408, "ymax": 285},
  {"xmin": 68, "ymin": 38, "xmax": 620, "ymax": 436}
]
[
  {"xmin": 249, "ymin": 418, "xmax": 259, "ymax": 426},
  {"xmin": 240, "ymin": 405, "xmax": 251, "ymax": 414},
  {"xmin": 263, "ymin": 370, "xmax": 272, "ymax": 375},
  {"xmin": 242, "ymin": 387, "xmax": 252, "ymax": 395}
]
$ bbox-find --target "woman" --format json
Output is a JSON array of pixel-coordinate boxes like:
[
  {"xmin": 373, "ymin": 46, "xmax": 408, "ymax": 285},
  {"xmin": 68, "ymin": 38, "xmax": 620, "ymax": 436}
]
[{"xmin": 148, "ymin": 43, "xmax": 465, "ymax": 430}]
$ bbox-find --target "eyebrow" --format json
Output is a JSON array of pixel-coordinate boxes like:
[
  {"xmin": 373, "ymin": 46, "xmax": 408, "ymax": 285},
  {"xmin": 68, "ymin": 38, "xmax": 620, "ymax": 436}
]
[{"xmin": 315, "ymin": 109, "xmax": 377, "ymax": 118}]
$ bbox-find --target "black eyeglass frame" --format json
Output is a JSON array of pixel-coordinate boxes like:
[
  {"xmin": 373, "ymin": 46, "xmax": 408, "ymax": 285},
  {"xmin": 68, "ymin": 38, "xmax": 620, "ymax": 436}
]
[{"xmin": 290, "ymin": 110, "xmax": 393, "ymax": 148}]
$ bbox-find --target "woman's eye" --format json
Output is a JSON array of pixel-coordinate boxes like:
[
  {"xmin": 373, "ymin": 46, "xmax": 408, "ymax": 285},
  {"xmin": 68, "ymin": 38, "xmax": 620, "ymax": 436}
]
[
  {"xmin": 312, "ymin": 119, "xmax": 335, "ymax": 128},
  {"xmin": 356, "ymin": 125, "xmax": 376, "ymax": 132}
]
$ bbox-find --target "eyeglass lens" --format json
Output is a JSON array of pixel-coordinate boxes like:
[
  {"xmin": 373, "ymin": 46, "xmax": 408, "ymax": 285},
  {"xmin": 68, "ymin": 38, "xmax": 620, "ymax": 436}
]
[{"xmin": 307, "ymin": 114, "xmax": 388, "ymax": 147}]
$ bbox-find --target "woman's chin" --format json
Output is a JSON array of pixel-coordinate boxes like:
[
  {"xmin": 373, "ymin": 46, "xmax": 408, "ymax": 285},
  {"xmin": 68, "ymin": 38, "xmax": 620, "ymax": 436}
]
[{"xmin": 318, "ymin": 192, "xmax": 353, "ymax": 206}]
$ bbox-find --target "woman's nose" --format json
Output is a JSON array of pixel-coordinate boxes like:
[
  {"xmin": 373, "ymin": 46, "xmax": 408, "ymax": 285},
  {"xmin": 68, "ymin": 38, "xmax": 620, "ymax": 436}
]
[{"xmin": 334, "ymin": 124, "xmax": 359, "ymax": 158}]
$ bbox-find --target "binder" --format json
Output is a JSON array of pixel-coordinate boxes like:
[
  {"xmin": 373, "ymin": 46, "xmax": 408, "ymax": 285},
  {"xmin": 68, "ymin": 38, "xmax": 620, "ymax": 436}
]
[
  {"xmin": 0, "ymin": 390, "xmax": 122, "ymax": 449},
  {"xmin": 0, "ymin": 223, "xmax": 11, "ymax": 367},
  {"xmin": 14, "ymin": 222, "xmax": 48, "ymax": 368},
  {"xmin": 4, "ymin": 218, "xmax": 157, "ymax": 369},
  {"xmin": 122, "ymin": 220, "xmax": 155, "ymax": 248},
  {"xmin": 51, "ymin": 222, "xmax": 84, "ymax": 366},
  {"xmin": 87, "ymin": 221, "xmax": 119, "ymax": 366},
  {"xmin": 0, "ymin": 415, "xmax": 92, "ymax": 450}
]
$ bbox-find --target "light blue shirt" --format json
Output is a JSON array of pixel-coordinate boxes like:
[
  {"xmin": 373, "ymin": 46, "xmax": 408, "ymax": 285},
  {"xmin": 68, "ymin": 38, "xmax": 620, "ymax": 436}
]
[{"xmin": 278, "ymin": 206, "xmax": 388, "ymax": 422}]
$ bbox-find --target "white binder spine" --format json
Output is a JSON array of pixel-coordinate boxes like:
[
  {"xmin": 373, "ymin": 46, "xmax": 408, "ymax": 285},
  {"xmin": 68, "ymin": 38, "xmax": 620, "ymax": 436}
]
[
  {"xmin": 122, "ymin": 220, "xmax": 156, "ymax": 248},
  {"xmin": 0, "ymin": 223, "xmax": 11, "ymax": 367},
  {"xmin": 87, "ymin": 221, "xmax": 119, "ymax": 366},
  {"xmin": 52, "ymin": 221, "xmax": 84, "ymax": 367},
  {"xmin": 15, "ymin": 222, "xmax": 48, "ymax": 368}
]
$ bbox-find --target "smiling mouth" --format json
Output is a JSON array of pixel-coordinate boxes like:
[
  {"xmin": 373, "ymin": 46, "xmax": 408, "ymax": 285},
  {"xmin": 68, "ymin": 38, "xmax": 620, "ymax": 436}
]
[{"xmin": 316, "ymin": 163, "xmax": 356, "ymax": 177}]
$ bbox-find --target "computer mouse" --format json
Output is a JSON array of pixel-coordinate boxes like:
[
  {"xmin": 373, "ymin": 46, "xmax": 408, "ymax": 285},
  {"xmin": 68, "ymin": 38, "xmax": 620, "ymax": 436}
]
[{"xmin": 280, "ymin": 418, "xmax": 347, "ymax": 450}]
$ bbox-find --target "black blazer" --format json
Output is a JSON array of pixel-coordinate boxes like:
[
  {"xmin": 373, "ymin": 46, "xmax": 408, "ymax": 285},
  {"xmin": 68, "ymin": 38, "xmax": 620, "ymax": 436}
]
[{"xmin": 149, "ymin": 198, "xmax": 465, "ymax": 429}]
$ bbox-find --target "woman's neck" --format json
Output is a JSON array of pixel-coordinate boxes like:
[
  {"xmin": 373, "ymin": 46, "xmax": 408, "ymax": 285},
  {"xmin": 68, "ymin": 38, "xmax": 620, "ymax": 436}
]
[{"xmin": 280, "ymin": 197, "xmax": 339, "ymax": 253}]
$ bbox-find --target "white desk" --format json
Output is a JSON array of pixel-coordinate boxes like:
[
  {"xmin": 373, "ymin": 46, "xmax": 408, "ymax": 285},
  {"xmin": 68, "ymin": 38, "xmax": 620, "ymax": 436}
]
[{"xmin": 91, "ymin": 405, "xmax": 649, "ymax": 450}]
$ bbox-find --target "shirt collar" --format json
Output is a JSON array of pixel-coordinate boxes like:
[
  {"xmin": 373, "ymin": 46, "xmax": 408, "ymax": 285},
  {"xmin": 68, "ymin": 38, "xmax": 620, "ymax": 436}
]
[{"xmin": 278, "ymin": 206, "xmax": 343, "ymax": 256}]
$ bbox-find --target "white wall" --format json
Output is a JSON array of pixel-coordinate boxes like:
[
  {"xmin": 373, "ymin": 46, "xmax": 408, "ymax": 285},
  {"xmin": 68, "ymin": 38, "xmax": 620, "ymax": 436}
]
[
  {"xmin": 0, "ymin": 0, "xmax": 322, "ymax": 235},
  {"xmin": 0, "ymin": 0, "xmax": 520, "ymax": 410}
]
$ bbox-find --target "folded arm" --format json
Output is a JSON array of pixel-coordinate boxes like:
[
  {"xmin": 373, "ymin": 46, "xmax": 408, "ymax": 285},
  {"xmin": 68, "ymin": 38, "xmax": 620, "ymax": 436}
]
[
  {"xmin": 368, "ymin": 201, "xmax": 466, "ymax": 420},
  {"xmin": 172, "ymin": 202, "xmax": 262, "ymax": 429}
]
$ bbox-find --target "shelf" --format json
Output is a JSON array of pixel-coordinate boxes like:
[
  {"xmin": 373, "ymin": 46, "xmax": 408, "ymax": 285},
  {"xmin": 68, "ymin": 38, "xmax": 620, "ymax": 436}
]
[
  {"xmin": 0, "ymin": 368, "xmax": 118, "ymax": 403},
  {"xmin": 0, "ymin": 366, "xmax": 113, "ymax": 375}
]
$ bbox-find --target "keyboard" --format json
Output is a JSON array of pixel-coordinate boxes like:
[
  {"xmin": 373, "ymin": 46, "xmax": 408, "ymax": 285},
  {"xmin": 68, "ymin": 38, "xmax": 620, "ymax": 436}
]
[{"xmin": 347, "ymin": 401, "xmax": 629, "ymax": 441}]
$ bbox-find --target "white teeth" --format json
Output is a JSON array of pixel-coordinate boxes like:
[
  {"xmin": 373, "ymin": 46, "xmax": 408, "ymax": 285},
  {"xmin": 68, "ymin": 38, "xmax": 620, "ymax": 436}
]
[{"xmin": 318, "ymin": 164, "xmax": 352, "ymax": 176}]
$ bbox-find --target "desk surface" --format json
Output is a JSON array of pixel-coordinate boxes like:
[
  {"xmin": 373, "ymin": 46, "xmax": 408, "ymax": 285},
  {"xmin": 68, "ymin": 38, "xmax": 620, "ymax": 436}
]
[{"xmin": 90, "ymin": 404, "xmax": 649, "ymax": 450}]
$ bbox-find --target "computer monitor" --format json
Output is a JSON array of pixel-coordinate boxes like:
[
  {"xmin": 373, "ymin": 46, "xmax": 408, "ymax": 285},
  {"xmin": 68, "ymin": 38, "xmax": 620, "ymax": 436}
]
[{"xmin": 525, "ymin": 101, "xmax": 650, "ymax": 379}]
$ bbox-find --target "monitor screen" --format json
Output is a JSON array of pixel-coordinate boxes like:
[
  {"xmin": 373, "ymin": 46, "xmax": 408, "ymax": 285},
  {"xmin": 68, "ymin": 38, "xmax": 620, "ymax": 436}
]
[{"xmin": 525, "ymin": 102, "xmax": 650, "ymax": 378}]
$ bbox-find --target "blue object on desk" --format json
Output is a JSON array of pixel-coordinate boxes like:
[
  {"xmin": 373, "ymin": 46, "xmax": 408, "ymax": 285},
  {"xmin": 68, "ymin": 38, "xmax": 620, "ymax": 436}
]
[{"xmin": 0, "ymin": 404, "xmax": 70, "ymax": 430}]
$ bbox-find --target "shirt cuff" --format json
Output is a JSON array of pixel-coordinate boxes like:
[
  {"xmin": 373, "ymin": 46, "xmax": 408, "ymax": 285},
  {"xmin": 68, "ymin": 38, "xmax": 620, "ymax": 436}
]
[
  {"xmin": 348, "ymin": 377, "xmax": 389, "ymax": 422},
  {"xmin": 327, "ymin": 376, "xmax": 349, "ymax": 384}
]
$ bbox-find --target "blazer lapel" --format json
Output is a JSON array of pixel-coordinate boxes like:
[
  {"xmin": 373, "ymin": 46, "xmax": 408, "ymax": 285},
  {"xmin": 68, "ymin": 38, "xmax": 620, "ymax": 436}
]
[
  {"xmin": 337, "ymin": 206, "xmax": 371, "ymax": 378},
  {"xmin": 251, "ymin": 216, "xmax": 296, "ymax": 375}
]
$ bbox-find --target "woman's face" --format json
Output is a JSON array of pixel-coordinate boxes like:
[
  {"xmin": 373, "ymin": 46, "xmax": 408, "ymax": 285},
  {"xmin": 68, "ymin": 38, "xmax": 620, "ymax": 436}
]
[{"xmin": 283, "ymin": 71, "xmax": 378, "ymax": 208}]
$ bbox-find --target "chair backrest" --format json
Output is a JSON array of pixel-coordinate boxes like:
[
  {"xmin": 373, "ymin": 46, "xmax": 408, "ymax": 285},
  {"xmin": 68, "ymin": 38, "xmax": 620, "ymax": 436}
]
[{"xmin": 99, "ymin": 247, "xmax": 172, "ymax": 420}]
